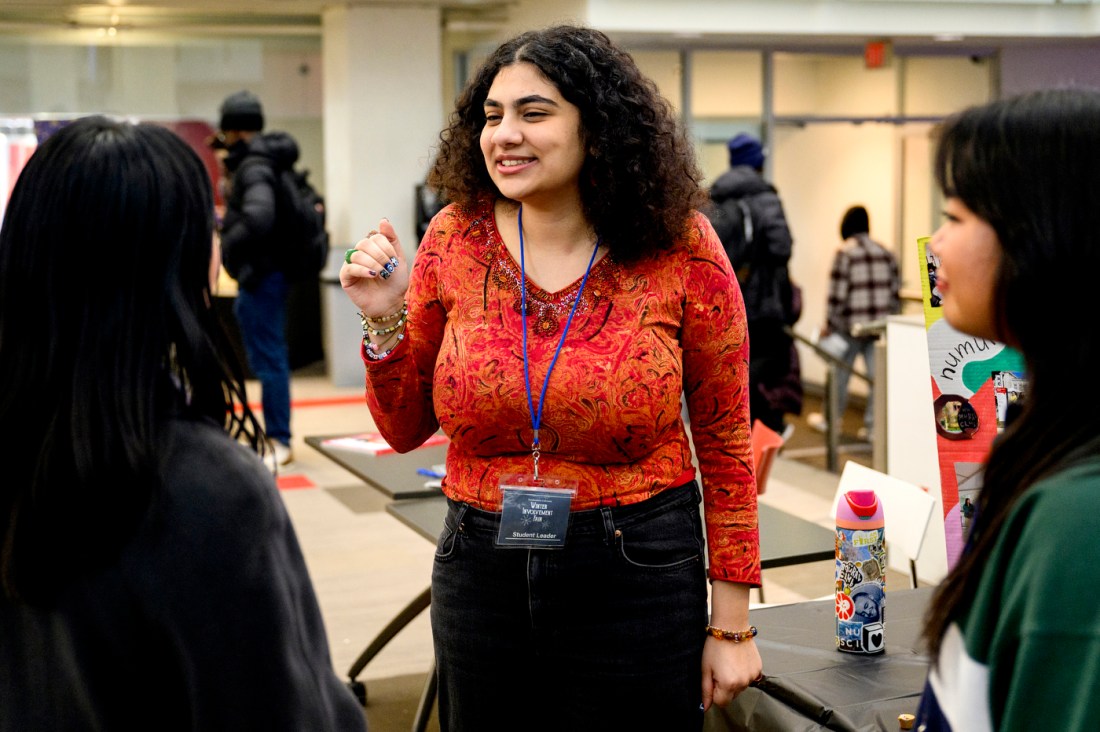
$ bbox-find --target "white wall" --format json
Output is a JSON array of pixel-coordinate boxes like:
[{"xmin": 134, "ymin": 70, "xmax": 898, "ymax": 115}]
[
  {"xmin": 774, "ymin": 122, "xmax": 898, "ymax": 393},
  {"xmin": 692, "ymin": 51, "xmax": 762, "ymax": 119}
]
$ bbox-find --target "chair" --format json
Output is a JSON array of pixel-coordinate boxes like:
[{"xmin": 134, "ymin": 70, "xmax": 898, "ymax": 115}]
[
  {"xmin": 751, "ymin": 419, "xmax": 787, "ymax": 495},
  {"xmin": 751, "ymin": 420, "xmax": 787, "ymax": 604},
  {"xmin": 830, "ymin": 461, "xmax": 936, "ymax": 588}
]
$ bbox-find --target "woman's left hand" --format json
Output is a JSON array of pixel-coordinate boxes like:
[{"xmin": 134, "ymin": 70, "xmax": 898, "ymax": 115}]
[
  {"xmin": 701, "ymin": 580, "xmax": 763, "ymax": 712},
  {"xmin": 700, "ymin": 634, "xmax": 763, "ymax": 711}
]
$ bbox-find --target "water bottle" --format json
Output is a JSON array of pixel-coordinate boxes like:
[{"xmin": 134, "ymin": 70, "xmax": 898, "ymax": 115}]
[{"xmin": 835, "ymin": 489, "xmax": 886, "ymax": 654}]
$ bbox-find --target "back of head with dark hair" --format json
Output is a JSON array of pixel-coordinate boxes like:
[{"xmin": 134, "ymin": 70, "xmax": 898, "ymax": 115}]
[
  {"xmin": 0, "ymin": 116, "xmax": 262, "ymax": 603},
  {"xmin": 429, "ymin": 24, "xmax": 706, "ymax": 260},
  {"xmin": 923, "ymin": 87, "xmax": 1100, "ymax": 656},
  {"xmin": 840, "ymin": 205, "xmax": 870, "ymax": 240}
]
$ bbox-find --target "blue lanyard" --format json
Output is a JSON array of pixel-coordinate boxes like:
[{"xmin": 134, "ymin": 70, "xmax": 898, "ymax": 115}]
[{"xmin": 518, "ymin": 204, "xmax": 600, "ymax": 479}]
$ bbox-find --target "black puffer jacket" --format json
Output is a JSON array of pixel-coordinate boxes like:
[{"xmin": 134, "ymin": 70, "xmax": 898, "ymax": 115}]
[
  {"xmin": 707, "ymin": 165, "xmax": 795, "ymax": 325},
  {"xmin": 220, "ymin": 132, "xmax": 300, "ymax": 290}
]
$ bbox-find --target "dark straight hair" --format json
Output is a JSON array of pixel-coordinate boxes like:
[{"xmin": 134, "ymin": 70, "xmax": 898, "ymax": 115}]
[
  {"xmin": 0, "ymin": 116, "xmax": 263, "ymax": 603},
  {"xmin": 923, "ymin": 88, "xmax": 1100, "ymax": 655},
  {"xmin": 429, "ymin": 24, "xmax": 707, "ymax": 261},
  {"xmin": 839, "ymin": 205, "xmax": 869, "ymax": 240}
]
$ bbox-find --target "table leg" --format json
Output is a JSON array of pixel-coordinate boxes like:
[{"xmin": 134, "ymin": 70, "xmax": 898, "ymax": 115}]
[
  {"xmin": 412, "ymin": 659, "xmax": 438, "ymax": 732},
  {"xmin": 345, "ymin": 585, "xmax": 432, "ymax": 705}
]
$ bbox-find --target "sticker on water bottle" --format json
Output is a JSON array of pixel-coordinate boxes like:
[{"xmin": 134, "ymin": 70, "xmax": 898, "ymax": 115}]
[{"xmin": 836, "ymin": 525, "xmax": 887, "ymax": 654}]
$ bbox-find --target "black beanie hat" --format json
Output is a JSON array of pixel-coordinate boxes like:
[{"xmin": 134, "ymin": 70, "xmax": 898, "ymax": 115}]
[{"xmin": 219, "ymin": 90, "xmax": 264, "ymax": 132}]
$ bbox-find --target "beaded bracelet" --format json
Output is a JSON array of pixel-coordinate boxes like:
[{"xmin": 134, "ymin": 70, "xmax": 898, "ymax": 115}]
[
  {"xmin": 370, "ymin": 325, "xmax": 404, "ymax": 352},
  {"xmin": 362, "ymin": 315, "xmax": 406, "ymax": 337},
  {"xmin": 362, "ymin": 301, "xmax": 407, "ymax": 324},
  {"xmin": 705, "ymin": 624, "xmax": 758, "ymax": 643},
  {"xmin": 364, "ymin": 332, "xmax": 405, "ymax": 361}
]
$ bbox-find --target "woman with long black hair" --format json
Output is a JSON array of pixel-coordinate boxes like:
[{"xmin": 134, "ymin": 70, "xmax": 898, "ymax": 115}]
[
  {"xmin": 0, "ymin": 117, "xmax": 365, "ymax": 730},
  {"xmin": 918, "ymin": 88, "xmax": 1100, "ymax": 730}
]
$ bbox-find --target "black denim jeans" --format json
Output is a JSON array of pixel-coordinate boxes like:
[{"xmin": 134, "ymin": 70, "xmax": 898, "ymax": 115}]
[{"xmin": 430, "ymin": 482, "xmax": 708, "ymax": 732}]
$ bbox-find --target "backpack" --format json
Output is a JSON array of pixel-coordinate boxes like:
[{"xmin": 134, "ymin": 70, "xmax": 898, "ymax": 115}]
[
  {"xmin": 713, "ymin": 198, "xmax": 754, "ymax": 280},
  {"xmin": 711, "ymin": 194, "xmax": 801, "ymax": 326},
  {"xmin": 271, "ymin": 165, "xmax": 329, "ymax": 282}
]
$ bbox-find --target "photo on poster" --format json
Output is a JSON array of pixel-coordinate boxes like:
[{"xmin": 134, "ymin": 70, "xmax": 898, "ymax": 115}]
[
  {"xmin": 926, "ymin": 250, "xmax": 943, "ymax": 308},
  {"xmin": 934, "ymin": 394, "xmax": 979, "ymax": 440},
  {"xmin": 992, "ymin": 370, "xmax": 1028, "ymax": 433},
  {"xmin": 955, "ymin": 461, "xmax": 984, "ymax": 541}
]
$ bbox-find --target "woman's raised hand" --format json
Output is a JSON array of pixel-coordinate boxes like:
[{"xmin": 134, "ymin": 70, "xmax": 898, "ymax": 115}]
[{"xmin": 340, "ymin": 218, "xmax": 409, "ymax": 317}]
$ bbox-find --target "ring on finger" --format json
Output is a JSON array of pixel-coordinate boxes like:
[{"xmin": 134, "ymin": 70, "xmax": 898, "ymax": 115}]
[{"xmin": 344, "ymin": 248, "xmax": 357, "ymax": 265}]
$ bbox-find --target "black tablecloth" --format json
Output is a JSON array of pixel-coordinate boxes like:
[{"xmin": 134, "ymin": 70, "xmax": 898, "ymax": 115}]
[{"xmin": 705, "ymin": 587, "xmax": 932, "ymax": 732}]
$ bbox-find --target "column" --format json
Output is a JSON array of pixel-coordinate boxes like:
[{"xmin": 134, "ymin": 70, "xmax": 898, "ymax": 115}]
[
  {"xmin": 322, "ymin": 4, "xmax": 443, "ymax": 250},
  {"xmin": 320, "ymin": 4, "xmax": 443, "ymax": 385}
]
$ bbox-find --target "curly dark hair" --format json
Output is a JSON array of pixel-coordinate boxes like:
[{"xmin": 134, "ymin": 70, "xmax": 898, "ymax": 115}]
[{"xmin": 428, "ymin": 24, "xmax": 707, "ymax": 261}]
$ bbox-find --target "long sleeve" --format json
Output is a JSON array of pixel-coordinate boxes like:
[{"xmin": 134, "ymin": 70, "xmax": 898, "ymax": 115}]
[
  {"xmin": 889, "ymin": 256, "xmax": 902, "ymax": 315},
  {"xmin": 681, "ymin": 215, "xmax": 760, "ymax": 585},
  {"xmin": 826, "ymin": 248, "xmax": 850, "ymax": 333},
  {"xmin": 362, "ymin": 211, "xmax": 449, "ymax": 452}
]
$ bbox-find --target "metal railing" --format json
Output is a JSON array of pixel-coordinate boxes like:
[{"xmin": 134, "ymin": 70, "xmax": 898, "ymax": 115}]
[{"xmin": 785, "ymin": 325, "xmax": 879, "ymax": 472}]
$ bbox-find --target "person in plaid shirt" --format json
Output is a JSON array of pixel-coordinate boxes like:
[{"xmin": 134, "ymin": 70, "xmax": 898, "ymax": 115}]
[{"xmin": 809, "ymin": 205, "xmax": 899, "ymax": 440}]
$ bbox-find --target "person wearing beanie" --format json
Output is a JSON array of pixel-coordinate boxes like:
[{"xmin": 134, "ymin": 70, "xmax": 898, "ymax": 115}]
[
  {"xmin": 220, "ymin": 90, "xmax": 265, "ymax": 132},
  {"xmin": 705, "ymin": 134, "xmax": 802, "ymax": 435},
  {"xmin": 726, "ymin": 133, "xmax": 766, "ymax": 171},
  {"xmin": 215, "ymin": 90, "xmax": 297, "ymax": 469}
]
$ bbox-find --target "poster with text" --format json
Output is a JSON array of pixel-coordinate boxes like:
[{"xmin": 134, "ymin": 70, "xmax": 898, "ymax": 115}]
[{"xmin": 918, "ymin": 237, "xmax": 1027, "ymax": 568}]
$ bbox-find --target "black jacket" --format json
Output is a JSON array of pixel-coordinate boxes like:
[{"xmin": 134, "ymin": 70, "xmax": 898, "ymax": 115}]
[
  {"xmin": 707, "ymin": 165, "xmax": 796, "ymax": 325},
  {"xmin": 220, "ymin": 132, "xmax": 300, "ymax": 290}
]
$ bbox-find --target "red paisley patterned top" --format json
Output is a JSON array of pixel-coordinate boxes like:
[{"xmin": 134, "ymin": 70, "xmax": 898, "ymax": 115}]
[{"xmin": 362, "ymin": 200, "xmax": 760, "ymax": 584}]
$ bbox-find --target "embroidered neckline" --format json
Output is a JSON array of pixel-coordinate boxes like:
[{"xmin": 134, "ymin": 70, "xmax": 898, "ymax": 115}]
[{"xmin": 480, "ymin": 208, "xmax": 617, "ymax": 338}]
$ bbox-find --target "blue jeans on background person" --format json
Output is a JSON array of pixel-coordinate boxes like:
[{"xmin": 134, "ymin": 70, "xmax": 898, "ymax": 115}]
[
  {"xmin": 234, "ymin": 270, "xmax": 291, "ymax": 446},
  {"xmin": 835, "ymin": 332, "xmax": 876, "ymax": 434},
  {"xmin": 430, "ymin": 482, "xmax": 709, "ymax": 732}
]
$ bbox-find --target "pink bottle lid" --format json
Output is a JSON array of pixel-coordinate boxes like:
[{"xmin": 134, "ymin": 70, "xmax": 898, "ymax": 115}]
[{"xmin": 843, "ymin": 490, "xmax": 879, "ymax": 519}]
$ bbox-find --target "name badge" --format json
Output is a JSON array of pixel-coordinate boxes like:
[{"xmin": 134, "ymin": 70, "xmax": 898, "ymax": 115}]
[{"xmin": 496, "ymin": 474, "xmax": 577, "ymax": 549}]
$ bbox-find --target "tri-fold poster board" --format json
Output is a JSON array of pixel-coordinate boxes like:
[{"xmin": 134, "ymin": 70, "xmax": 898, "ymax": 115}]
[{"xmin": 917, "ymin": 237, "xmax": 1027, "ymax": 568}]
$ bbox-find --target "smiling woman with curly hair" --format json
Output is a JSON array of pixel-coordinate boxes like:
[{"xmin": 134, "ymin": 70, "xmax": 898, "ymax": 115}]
[
  {"xmin": 429, "ymin": 25, "xmax": 708, "ymax": 260},
  {"xmin": 340, "ymin": 24, "xmax": 760, "ymax": 731}
]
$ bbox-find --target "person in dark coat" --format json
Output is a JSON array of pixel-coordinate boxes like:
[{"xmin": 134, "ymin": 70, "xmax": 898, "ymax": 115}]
[
  {"xmin": 707, "ymin": 133, "xmax": 802, "ymax": 434},
  {"xmin": 215, "ymin": 90, "xmax": 297, "ymax": 468}
]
